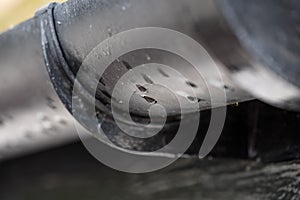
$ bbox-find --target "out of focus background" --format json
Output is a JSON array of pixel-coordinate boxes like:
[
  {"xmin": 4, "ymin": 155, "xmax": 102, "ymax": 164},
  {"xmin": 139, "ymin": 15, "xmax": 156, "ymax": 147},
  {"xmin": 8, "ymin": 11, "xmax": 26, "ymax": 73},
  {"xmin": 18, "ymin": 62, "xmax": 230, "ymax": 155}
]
[{"xmin": 0, "ymin": 0, "xmax": 63, "ymax": 32}]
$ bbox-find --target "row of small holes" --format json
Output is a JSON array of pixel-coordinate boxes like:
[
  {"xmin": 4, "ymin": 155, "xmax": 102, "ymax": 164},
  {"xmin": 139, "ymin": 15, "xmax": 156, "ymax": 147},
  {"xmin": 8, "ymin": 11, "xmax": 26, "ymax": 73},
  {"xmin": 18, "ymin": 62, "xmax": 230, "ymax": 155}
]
[
  {"xmin": 100, "ymin": 60, "xmax": 205, "ymax": 105},
  {"xmin": 140, "ymin": 68, "xmax": 203, "ymax": 105}
]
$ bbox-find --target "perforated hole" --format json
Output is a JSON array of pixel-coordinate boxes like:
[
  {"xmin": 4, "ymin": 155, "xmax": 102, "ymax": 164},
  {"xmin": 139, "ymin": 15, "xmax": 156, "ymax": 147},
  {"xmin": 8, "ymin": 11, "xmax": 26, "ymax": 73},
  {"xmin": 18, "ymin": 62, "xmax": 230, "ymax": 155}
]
[
  {"xmin": 142, "ymin": 96, "xmax": 157, "ymax": 104},
  {"xmin": 186, "ymin": 81, "xmax": 198, "ymax": 88},
  {"xmin": 99, "ymin": 77, "xmax": 106, "ymax": 86},
  {"xmin": 121, "ymin": 60, "xmax": 133, "ymax": 70},
  {"xmin": 94, "ymin": 48, "xmax": 235, "ymax": 122},
  {"xmin": 136, "ymin": 84, "xmax": 148, "ymax": 93},
  {"xmin": 158, "ymin": 68, "xmax": 169, "ymax": 78},
  {"xmin": 142, "ymin": 74, "xmax": 154, "ymax": 84}
]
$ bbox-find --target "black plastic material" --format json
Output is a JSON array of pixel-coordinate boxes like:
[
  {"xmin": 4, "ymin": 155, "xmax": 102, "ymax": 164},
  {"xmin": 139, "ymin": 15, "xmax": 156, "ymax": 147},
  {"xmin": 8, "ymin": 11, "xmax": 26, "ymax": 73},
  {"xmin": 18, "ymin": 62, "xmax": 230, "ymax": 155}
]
[
  {"xmin": 38, "ymin": 1, "xmax": 300, "ymax": 160},
  {"xmin": 40, "ymin": 3, "xmax": 74, "ymax": 111}
]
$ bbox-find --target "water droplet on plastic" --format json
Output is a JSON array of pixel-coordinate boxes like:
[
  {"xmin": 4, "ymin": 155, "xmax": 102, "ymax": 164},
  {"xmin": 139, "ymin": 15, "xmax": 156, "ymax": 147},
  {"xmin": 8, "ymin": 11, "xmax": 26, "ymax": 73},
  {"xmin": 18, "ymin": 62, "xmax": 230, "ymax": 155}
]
[
  {"xmin": 42, "ymin": 121, "xmax": 53, "ymax": 130},
  {"xmin": 107, "ymin": 28, "xmax": 113, "ymax": 37},
  {"xmin": 102, "ymin": 50, "xmax": 111, "ymax": 56},
  {"xmin": 97, "ymin": 123, "xmax": 102, "ymax": 134},
  {"xmin": 187, "ymin": 96, "xmax": 197, "ymax": 102},
  {"xmin": 146, "ymin": 55, "xmax": 151, "ymax": 61},
  {"xmin": 46, "ymin": 97, "xmax": 57, "ymax": 110},
  {"xmin": 232, "ymin": 102, "xmax": 239, "ymax": 107},
  {"xmin": 54, "ymin": 116, "xmax": 68, "ymax": 125}
]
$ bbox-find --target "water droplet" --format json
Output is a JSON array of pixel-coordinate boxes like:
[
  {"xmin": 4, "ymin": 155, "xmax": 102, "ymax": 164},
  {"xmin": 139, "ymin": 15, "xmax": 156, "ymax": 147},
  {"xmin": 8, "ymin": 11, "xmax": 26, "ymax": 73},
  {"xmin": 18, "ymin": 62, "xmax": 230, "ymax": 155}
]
[
  {"xmin": 187, "ymin": 96, "xmax": 197, "ymax": 102},
  {"xmin": 54, "ymin": 116, "xmax": 68, "ymax": 125},
  {"xmin": 46, "ymin": 97, "xmax": 57, "ymax": 110},
  {"xmin": 42, "ymin": 121, "xmax": 53, "ymax": 130},
  {"xmin": 107, "ymin": 28, "xmax": 113, "ymax": 37},
  {"xmin": 102, "ymin": 50, "xmax": 111, "ymax": 56},
  {"xmin": 97, "ymin": 123, "xmax": 102, "ymax": 134},
  {"xmin": 232, "ymin": 102, "xmax": 239, "ymax": 107},
  {"xmin": 176, "ymin": 91, "xmax": 189, "ymax": 98},
  {"xmin": 146, "ymin": 55, "xmax": 151, "ymax": 61}
]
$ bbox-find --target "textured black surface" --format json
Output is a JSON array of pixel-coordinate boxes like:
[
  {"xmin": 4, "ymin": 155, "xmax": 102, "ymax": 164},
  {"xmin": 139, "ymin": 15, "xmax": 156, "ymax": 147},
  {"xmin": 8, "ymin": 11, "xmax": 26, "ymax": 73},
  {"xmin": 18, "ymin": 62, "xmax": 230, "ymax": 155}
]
[
  {"xmin": 39, "ymin": 0, "xmax": 300, "ymax": 153},
  {"xmin": 0, "ymin": 141, "xmax": 299, "ymax": 200},
  {"xmin": 1, "ymin": 0, "xmax": 299, "ymax": 162}
]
